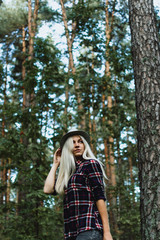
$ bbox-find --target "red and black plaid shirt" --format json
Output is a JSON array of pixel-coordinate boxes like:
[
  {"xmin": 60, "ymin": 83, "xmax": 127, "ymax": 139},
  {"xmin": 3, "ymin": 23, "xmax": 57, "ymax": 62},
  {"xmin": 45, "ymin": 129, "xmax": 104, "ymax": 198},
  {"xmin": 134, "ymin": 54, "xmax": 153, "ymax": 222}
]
[{"xmin": 64, "ymin": 159, "xmax": 106, "ymax": 240}]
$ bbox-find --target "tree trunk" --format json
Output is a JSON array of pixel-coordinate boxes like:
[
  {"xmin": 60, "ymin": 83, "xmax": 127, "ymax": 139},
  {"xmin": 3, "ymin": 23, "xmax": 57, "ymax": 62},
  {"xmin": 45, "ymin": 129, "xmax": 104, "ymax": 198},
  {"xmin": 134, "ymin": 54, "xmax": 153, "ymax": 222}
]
[
  {"xmin": 6, "ymin": 158, "xmax": 11, "ymax": 204},
  {"xmin": 60, "ymin": 0, "xmax": 85, "ymax": 128},
  {"xmin": 64, "ymin": 73, "xmax": 69, "ymax": 130},
  {"xmin": 22, "ymin": 26, "xmax": 26, "ymax": 109},
  {"xmin": 18, "ymin": 26, "xmax": 27, "ymax": 213},
  {"xmin": 129, "ymin": 0, "xmax": 160, "ymax": 239},
  {"xmin": 1, "ymin": 46, "xmax": 9, "ymax": 205},
  {"xmin": 18, "ymin": 2, "xmax": 39, "ymax": 233},
  {"xmin": 104, "ymin": 0, "xmax": 119, "ymax": 234},
  {"xmin": 90, "ymin": 50, "xmax": 97, "ymax": 155},
  {"xmin": 103, "ymin": 0, "xmax": 116, "ymax": 180},
  {"xmin": 28, "ymin": 0, "xmax": 39, "ymax": 106}
]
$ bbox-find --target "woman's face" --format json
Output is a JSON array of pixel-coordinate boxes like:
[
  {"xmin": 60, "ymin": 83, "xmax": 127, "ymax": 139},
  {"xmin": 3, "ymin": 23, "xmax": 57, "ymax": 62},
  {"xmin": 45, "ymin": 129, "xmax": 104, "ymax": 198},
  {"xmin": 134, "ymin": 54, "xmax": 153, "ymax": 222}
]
[{"xmin": 72, "ymin": 135, "xmax": 85, "ymax": 157}]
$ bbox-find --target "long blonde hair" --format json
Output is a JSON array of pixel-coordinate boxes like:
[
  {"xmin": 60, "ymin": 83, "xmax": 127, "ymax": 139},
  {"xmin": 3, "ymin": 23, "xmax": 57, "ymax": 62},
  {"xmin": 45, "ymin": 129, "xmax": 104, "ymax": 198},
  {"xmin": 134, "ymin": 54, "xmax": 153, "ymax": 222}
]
[{"xmin": 55, "ymin": 135, "xmax": 107, "ymax": 194}]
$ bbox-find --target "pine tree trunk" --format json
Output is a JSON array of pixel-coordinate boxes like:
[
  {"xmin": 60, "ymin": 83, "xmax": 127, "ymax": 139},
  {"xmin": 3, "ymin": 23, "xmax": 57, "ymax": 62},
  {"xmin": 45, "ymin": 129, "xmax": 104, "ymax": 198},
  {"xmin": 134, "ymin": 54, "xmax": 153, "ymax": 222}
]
[
  {"xmin": 60, "ymin": 0, "xmax": 85, "ymax": 128},
  {"xmin": 22, "ymin": 26, "xmax": 26, "ymax": 109},
  {"xmin": 90, "ymin": 49, "xmax": 97, "ymax": 155},
  {"xmin": 18, "ymin": 2, "xmax": 39, "ymax": 235},
  {"xmin": 64, "ymin": 71, "xmax": 69, "ymax": 130},
  {"xmin": 127, "ymin": 132, "xmax": 135, "ymax": 203},
  {"xmin": 1, "ymin": 47, "xmax": 9, "ymax": 205},
  {"xmin": 116, "ymin": 138, "xmax": 123, "ymax": 216},
  {"xmin": 6, "ymin": 158, "xmax": 11, "ymax": 204},
  {"xmin": 1, "ymin": 86, "xmax": 6, "ymax": 204},
  {"xmin": 0, "ymin": 160, "xmax": 3, "ymax": 204},
  {"xmin": 129, "ymin": 0, "xmax": 160, "ymax": 239},
  {"xmin": 18, "ymin": 26, "xmax": 27, "ymax": 214},
  {"xmin": 104, "ymin": 0, "xmax": 119, "ymax": 234},
  {"xmin": 28, "ymin": 0, "xmax": 39, "ymax": 106}
]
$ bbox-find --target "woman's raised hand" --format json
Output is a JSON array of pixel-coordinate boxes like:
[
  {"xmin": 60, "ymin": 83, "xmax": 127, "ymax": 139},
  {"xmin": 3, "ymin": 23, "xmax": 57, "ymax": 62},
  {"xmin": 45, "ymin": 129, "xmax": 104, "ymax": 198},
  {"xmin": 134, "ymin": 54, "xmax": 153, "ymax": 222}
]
[{"xmin": 53, "ymin": 148, "xmax": 61, "ymax": 167}]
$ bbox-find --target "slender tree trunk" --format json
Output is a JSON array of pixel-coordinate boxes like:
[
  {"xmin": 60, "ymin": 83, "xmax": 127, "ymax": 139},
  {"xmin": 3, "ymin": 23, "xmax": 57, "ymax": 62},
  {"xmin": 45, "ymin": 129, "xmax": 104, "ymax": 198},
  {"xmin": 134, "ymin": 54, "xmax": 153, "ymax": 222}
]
[
  {"xmin": 60, "ymin": 0, "xmax": 85, "ymax": 128},
  {"xmin": 0, "ymin": 83, "xmax": 6, "ymax": 204},
  {"xmin": 28, "ymin": 1, "xmax": 40, "ymax": 237},
  {"xmin": 64, "ymin": 61, "xmax": 71, "ymax": 130},
  {"xmin": 18, "ymin": 2, "xmax": 39, "ymax": 236},
  {"xmin": 128, "ymin": 155, "xmax": 135, "ymax": 203},
  {"xmin": 1, "ymin": 46, "xmax": 9, "ymax": 205},
  {"xmin": 22, "ymin": 26, "xmax": 26, "ymax": 109},
  {"xmin": 28, "ymin": 0, "xmax": 39, "ymax": 106},
  {"xmin": 103, "ymin": 0, "xmax": 116, "ymax": 180},
  {"xmin": 6, "ymin": 158, "xmax": 11, "ymax": 204},
  {"xmin": 28, "ymin": 0, "xmax": 33, "ymax": 106},
  {"xmin": 104, "ymin": 0, "xmax": 119, "ymax": 234},
  {"xmin": 129, "ymin": 0, "xmax": 160, "ymax": 239},
  {"xmin": 90, "ymin": 50, "xmax": 97, "ymax": 155},
  {"xmin": 0, "ymin": 160, "xmax": 3, "ymax": 204},
  {"xmin": 64, "ymin": 74, "xmax": 69, "ymax": 130},
  {"xmin": 88, "ymin": 48, "xmax": 97, "ymax": 153},
  {"xmin": 116, "ymin": 138, "xmax": 123, "ymax": 210},
  {"xmin": 18, "ymin": 26, "xmax": 27, "ymax": 213},
  {"xmin": 127, "ymin": 133, "xmax": 135, "ymax": 203},
  {"xmin": 20, "ymin": 26, "xmax": 27, "ymax": 145}
]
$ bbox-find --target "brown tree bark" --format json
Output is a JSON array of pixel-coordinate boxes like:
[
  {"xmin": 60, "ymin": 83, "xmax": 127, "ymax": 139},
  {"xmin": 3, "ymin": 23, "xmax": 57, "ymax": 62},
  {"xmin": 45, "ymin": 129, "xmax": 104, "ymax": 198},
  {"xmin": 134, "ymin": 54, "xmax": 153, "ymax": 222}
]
[
  {"xmin": 0, "ymin": 76, "xmax": 6, "ymax": 204},
  {"xmin": 60, "ymin": 0, "xmax": 85, "ymax": 128},
  {"xmin": 18, "ymin": 26, "xmax": 27, "ymax": 212},
  {"xmin": 18, "ymin": 0, "xmax": 39, "ymax": 216},
  {"xmin": 22, "ymin": 26, "xmax": 26, "ymax": 110},
  {"xmin": 6, "ymin": 158, "xmax": 11, "ymax": 204},
  {"xmin": 126, "ymin": 131, "xmax": 135, "ymax": 203},
  {"xmin": 64, "ymin": 74, "xmax": 69, "ymax": 130},
  {"xmin": 28, "ymin": 0, "xmax": 39, "ymax": 59},
  {"xmin": 88, "ymin": 48, "xmax": 97, "ymax": 154},
  {"xmin": 129, "ymin": 0, "xmax": 160, "ymax": 239},
  {"xmin": 103, "ymin": 0, "xmax": 116, "ymax": 179},
  {"xmin": 1, "ymin": 46, "xmax": 10, "ymax": 205},
  {"xmin": 28, "ymin": 0, "xmax": 39, "ymax": 106},
  {"xmin": 103, "ymin": 0, "xmax": 119, "ymax": 234}
]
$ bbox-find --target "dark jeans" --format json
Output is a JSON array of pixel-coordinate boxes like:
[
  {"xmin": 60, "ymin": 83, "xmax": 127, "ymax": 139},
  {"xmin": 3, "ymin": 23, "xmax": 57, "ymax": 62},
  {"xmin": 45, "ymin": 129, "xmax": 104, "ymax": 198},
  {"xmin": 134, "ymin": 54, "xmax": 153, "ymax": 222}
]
[{"xmin": 76, "ymin": 230, "xmax": 103, "ymax": 240}]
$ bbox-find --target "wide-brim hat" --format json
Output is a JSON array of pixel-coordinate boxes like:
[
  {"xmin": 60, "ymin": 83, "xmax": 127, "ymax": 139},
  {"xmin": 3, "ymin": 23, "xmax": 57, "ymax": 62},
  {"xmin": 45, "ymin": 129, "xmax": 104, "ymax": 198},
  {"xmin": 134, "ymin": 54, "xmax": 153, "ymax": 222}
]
[{"xmin": 60, "ymin": 129, "xmax": 90, "ymax": 149}]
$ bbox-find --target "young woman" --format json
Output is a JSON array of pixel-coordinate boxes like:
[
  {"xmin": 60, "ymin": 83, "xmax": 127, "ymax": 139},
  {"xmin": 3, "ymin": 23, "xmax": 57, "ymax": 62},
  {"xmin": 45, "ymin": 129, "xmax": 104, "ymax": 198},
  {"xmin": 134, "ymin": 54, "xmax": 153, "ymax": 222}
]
[{"xmin": 44, "ymin": 130, "xmax": 113, "ymax": 240}]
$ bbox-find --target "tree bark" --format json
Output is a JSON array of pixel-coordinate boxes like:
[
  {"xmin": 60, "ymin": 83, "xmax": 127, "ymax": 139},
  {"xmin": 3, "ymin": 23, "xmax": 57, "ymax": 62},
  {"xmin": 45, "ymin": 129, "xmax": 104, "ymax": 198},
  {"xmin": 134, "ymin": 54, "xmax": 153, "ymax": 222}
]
[
  {"xmin": 103, "ymin": 0, "xmax": 116, "ymax": 180},
  {"xmin": 104, "ymin": 0, "xmax": 118, "ymax": 234},
  {"xmin": 28, "ymin": 0, "xmax": 39, "ymax": 106},
  {"xmin": 89, "ymin": 49, "xmax": 97, "ymax": 155},
  {"xmin": 22, "ymin": 26, "xmax": 26, "ymax": 109},
  {"xmin": 18, "ymin": 0, "xmax": 39, "ymax": 221},
  {"xmin": 1, "ymin": 46, "xmax": 9, "ymax": 205},
  {"xmin": 129, "ymin": 0, "xmax": 160, "ymax": 239},
  {"xmin": 60, "ymin": 0, "xmax": 85, "ymax": 128},
  {"xmin": 127, "ymin": 132, "xmax": 135, "ymax": 203}
]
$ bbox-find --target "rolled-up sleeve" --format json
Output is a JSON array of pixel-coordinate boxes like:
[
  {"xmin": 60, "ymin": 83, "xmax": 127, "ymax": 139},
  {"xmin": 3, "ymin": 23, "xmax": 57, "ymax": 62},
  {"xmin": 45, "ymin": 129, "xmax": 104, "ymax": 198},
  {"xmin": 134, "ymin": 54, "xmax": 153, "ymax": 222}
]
[{"xmin": 86, "ymin": 160, "xmax": 106, "ymax": 202}]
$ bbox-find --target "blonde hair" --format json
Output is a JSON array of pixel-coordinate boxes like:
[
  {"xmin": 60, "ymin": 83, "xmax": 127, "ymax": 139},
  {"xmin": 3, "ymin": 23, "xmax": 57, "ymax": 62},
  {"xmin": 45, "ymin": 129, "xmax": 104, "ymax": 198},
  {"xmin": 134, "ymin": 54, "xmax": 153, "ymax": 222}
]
[{"xmin": 55, "ymin": 135, "xmax": 107, "ymax": 194}]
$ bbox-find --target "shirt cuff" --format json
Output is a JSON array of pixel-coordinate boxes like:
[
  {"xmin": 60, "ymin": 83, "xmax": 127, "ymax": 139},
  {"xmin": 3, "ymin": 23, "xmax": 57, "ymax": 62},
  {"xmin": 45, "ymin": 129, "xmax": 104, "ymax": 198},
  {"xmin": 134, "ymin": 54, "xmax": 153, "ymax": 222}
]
[{"xmin": 92, "ymin": 186, "xmax": 106, "ymax": 201}]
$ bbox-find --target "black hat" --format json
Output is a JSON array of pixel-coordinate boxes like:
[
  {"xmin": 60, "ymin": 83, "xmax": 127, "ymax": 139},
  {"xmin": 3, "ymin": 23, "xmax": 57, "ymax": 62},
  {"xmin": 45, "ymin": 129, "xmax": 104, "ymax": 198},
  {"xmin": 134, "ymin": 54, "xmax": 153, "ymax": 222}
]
[{"xmin": 60, "ymin": 129, "xmax": 90, "ymax": 149}]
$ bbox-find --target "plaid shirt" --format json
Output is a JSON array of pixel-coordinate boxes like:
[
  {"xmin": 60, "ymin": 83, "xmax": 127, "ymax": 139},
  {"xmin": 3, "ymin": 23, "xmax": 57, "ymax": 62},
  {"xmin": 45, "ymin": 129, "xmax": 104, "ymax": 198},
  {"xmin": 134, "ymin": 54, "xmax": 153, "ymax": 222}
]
[{"xmin": 64, "ymin": 159, "xmax": 106, "ymax": 240}]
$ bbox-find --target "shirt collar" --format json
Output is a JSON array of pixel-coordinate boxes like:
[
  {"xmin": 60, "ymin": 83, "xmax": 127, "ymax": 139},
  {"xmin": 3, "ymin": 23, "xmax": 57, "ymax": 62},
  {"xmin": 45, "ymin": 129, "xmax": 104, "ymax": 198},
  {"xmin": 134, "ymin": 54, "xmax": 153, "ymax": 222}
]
[{"xmin": 75, "ymin": 157, "xmax": 85, "ymax": 166}]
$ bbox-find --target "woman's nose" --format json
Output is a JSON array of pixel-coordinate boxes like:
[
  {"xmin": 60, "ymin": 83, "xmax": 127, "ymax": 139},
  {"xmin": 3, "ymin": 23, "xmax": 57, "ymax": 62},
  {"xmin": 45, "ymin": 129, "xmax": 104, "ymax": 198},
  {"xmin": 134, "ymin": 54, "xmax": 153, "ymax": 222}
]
[{"xmin": 74, "ymin": 142, "xmax": 80, "ymax": 147}]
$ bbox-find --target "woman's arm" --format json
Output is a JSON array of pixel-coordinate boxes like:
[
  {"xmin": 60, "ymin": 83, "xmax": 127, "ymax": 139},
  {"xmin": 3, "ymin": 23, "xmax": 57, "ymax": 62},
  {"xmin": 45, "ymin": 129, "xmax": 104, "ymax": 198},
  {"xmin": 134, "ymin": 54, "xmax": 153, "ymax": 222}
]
[
  {"xmin": 96, "ymin": 199, "xmax": 113, "ymax": 240},
  {"xmin": 43, "ymin": 148, "xmax": 61, "ymax": 194}
]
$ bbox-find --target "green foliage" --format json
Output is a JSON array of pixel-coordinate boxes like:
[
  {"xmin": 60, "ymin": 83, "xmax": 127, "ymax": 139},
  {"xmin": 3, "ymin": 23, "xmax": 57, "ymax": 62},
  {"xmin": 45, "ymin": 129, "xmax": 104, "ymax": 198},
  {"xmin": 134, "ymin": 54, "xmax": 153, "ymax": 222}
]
[
  {"xmin": 38, "ymin": 0, "xmax": 60, "ymax": 23},
  {"xmin": 0, "ymin": 0, "xmax": 27, "ymax": 39}
]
